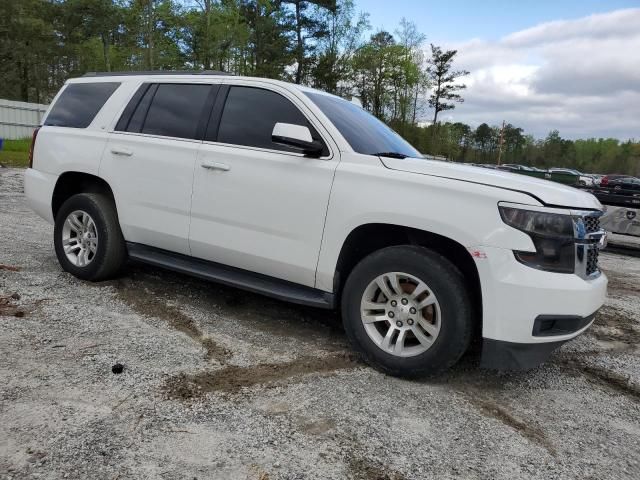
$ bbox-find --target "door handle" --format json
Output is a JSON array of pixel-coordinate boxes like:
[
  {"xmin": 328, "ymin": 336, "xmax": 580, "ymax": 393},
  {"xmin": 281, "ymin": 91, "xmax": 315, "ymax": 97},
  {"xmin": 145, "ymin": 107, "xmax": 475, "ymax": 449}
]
[
  {"xmin": 110, "ymin": 147, "xmax": 133, "ymax": 157},
  {"xmin": 201, "ymin": 161, "xmax": 230, "ymax": 172}
]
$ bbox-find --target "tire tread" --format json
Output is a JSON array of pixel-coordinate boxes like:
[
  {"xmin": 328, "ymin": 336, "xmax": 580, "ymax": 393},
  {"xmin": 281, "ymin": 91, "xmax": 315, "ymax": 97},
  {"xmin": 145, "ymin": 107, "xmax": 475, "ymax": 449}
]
[
  {"xmin": 341, "ymin": 245, "xmax": 473, "ymax": 377},
  {"xmin": 54, "ymin": 193, "xmax": 127, "ymax": 281}
]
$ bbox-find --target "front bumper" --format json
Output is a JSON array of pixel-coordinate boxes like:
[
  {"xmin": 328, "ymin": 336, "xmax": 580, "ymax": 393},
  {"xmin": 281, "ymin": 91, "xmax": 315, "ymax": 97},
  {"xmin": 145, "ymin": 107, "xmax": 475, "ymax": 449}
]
[
  {"xmin": 472, "ymin": 245, "xmax": 607, "ymax": 367},
  {"xmin": 481, "ymin": 310, "xmax": 598, "ymax": 370}
]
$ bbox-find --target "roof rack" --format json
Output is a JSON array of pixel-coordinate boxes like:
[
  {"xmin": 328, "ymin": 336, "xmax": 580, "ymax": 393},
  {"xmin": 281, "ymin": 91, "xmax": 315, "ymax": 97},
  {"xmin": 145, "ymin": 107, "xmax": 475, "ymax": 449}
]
[{"xmin": 82, "ymin": 70, "xmax": 229, "ymax": 77}]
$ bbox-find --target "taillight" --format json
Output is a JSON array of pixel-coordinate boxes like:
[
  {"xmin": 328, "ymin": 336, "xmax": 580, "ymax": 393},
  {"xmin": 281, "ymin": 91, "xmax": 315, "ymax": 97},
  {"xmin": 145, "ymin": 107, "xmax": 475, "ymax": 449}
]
[{"xmin": 28, "ymin": 127, "xmax": 40, "ymax": 168}]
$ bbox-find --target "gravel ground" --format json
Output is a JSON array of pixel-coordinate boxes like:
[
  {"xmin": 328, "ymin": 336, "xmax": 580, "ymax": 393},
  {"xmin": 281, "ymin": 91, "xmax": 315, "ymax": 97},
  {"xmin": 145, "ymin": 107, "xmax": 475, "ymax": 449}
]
[{"xmin": 1, "ymin": 167, "xmax": 640, "ymax": 480}]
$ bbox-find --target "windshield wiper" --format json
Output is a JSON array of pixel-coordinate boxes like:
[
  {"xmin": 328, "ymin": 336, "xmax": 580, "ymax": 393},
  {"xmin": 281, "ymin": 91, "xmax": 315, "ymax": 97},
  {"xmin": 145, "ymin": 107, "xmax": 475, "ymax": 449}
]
[{"xmin": 374, "ymin": 152, "xmax": 408, "ymax": 159}]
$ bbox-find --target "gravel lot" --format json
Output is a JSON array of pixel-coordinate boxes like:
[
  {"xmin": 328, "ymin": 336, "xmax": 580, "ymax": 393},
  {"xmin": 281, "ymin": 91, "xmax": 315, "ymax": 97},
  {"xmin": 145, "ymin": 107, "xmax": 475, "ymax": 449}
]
[{"xmin": 1, "ymin": 167, "xmax": 640, "ymax": 480}]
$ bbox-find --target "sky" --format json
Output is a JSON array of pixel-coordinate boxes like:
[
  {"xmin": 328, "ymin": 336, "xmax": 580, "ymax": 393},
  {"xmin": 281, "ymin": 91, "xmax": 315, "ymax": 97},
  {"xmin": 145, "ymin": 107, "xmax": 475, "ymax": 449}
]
[{"xmin": 355, "ymin": 0, "xmax": 640, "ymax": 140}]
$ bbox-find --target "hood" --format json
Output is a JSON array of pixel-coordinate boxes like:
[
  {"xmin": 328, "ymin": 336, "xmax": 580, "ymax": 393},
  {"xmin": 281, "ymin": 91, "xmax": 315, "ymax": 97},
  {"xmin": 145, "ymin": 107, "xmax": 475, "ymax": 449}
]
[{"xmin": 381, "ymin": 157, "xmax": 602, "ymax": 210}]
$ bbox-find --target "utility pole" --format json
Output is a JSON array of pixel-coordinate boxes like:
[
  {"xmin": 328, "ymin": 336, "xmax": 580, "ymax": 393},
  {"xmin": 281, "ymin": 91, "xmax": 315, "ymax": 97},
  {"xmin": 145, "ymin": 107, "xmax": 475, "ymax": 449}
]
[{"xmin": 497, "ymin": 120, "xmax": 505, "ymax": 165}]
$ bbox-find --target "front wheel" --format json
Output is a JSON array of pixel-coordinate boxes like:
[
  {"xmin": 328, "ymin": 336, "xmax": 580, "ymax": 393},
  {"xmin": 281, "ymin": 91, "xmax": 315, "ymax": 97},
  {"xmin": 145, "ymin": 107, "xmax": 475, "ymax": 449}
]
[
  {"xmin": 54, "ymin": 193, "xmax": 127, "ymax": 281},
  {"xmin": 341, "ymin": 246, "xmax": 473, "ymax": 377}
]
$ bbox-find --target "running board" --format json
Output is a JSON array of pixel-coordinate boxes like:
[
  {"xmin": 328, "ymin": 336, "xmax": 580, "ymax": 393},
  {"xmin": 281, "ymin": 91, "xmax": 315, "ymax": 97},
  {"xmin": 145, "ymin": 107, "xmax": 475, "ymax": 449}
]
[{"xmin": 126, "ymin": 243, "xmax": 335, "ymax": 309}]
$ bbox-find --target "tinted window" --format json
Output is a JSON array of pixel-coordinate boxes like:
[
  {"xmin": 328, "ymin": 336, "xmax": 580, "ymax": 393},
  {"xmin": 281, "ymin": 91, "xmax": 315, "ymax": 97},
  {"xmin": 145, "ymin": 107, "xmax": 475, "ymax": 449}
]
[
  {"xmin": 141, "ymin": 84, "xmax": 212, "ymax": 139},
  {"xmin": 116, "ymin": 84, "xmax": 157, "ymax": 133},
  {"xmin": 304, "ymin": 91, "xmax": 420, "ymax": 158},
  {"xmin": 115, "ymin": 83, "xmax": 152, "ymax": 132},
  {"xmin": 45, "ymin": 82, "xmax": 120, "ymax": 128},
  {"xmin": 217, "ymin": 86, "xmax": 325, "ymax": 153}
]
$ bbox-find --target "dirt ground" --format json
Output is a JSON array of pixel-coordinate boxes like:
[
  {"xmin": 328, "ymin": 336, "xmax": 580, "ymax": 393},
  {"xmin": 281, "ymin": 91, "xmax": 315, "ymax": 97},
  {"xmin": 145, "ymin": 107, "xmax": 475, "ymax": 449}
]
[{"xmin": 1, "ymin": 166, "xmax": 640, "ymax": 480}]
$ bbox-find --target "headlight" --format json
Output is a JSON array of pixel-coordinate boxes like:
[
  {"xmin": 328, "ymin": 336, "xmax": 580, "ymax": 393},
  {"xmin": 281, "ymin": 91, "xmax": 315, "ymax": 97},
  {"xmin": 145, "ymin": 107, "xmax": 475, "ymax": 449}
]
[{"xmin": 499, "ymin": 206, "xmax": 575, "ymax": 273}]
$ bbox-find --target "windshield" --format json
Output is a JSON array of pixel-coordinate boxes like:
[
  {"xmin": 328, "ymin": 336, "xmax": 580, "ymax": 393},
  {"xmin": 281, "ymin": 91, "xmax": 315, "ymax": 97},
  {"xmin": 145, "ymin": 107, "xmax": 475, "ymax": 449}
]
[{"xmin": 304, "ymin": 91, "xmax": 421, "ymax": 158}]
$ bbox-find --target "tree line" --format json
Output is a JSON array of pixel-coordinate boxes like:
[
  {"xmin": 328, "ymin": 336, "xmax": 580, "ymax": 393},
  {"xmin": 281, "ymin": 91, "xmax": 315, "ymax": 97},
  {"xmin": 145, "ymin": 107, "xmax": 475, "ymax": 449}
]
[
  {"xmin": 403, "ymin": 123, "xmax": 640, "ymax": 175},
  {"xmin": 1, "ymin": 0, "xmax": 638, "ymax": 175}
]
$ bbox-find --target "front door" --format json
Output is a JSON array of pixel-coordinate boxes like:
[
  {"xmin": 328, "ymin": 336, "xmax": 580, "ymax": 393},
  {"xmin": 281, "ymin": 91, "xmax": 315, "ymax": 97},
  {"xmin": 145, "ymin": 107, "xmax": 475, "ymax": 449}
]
[{"xmin": 189, "ymin": 84, "xmax": 338, "ymax": 287}]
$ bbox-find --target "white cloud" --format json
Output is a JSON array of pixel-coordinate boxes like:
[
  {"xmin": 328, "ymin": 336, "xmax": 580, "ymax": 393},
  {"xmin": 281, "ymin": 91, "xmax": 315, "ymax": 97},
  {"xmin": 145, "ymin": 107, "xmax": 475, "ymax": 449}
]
[
  {"xmin": 502, "ymin": 8, "xmax": 640, "ymax": 48},
  {"xmin": 435, "ymin": 8, "xmax": 640, "ymax": 139}
]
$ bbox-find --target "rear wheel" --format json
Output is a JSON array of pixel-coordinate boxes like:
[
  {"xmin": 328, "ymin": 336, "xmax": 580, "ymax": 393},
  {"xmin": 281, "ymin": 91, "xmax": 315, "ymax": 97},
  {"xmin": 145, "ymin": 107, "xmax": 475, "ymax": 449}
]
[
  {"xmin": 341, "ymin": 245, "xmax": 473, "ymax": 377},
  {"xmin": 54, "ymin": 193, "xmax": 127, "ymax": 281}
]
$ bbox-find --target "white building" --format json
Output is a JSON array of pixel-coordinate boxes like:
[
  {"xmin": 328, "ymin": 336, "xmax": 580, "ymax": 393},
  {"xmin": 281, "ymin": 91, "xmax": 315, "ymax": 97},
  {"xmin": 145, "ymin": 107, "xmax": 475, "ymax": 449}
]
[{"xmin": 0, "ymin": 99, "xmax": 48, "ymax": 140}]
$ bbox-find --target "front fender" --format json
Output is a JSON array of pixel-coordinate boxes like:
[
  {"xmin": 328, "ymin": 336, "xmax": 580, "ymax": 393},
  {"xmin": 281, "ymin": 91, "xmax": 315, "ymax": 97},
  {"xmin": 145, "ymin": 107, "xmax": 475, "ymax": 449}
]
[{"xmin": 314, "ymin": 155, "xmax": 539, "ymax": 291}]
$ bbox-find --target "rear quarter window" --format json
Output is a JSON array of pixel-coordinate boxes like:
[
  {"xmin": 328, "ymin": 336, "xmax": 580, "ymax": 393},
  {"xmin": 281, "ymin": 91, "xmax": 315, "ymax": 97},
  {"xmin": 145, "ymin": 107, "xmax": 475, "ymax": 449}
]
[{"xmin": 45, "ymin": 82, "xmax": 120, "ymax": 128}]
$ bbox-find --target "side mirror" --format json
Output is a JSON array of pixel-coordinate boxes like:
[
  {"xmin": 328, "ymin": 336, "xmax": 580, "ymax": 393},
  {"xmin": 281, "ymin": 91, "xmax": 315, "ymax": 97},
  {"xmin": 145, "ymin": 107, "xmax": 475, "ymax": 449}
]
[{"xmin": 272, "ymin": 122, "xmax": 323, "ymax": 157}]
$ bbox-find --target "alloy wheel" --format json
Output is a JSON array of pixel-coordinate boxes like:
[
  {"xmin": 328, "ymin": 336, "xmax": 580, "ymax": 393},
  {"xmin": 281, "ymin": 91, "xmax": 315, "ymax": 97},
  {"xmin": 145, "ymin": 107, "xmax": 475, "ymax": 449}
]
[
  {"xmin": 360, "ymin": 272, "xmax": 441, "ymax": 357},
  {"xmin": 61, "ymin": 210, "xmax": 99, "ymax": 267}
]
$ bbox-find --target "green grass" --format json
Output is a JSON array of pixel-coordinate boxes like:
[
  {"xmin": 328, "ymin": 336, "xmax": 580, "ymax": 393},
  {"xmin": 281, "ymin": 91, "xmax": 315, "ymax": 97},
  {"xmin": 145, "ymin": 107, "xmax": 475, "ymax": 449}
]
[
  {"xmin": 0, "ymin": 151, "xmax": 29, "ymax": 167},
  {"xmin": 3, "ymin": 138, "xmax": 31, "ymax": 152},
  {"xmin": 0, "ymin": 138, "xmax": 31, "ymax": 167}
]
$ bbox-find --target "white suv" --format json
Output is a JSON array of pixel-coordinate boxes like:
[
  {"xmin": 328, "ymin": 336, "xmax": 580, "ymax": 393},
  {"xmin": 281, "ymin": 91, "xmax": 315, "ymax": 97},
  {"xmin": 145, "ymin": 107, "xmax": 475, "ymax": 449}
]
[{"xmin": 24, "ymin": 72, "xmax": 608, "ymax": 376}]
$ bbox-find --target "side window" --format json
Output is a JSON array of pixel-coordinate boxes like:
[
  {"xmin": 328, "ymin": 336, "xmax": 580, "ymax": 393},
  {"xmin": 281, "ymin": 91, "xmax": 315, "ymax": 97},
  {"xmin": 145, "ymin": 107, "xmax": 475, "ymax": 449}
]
[
  {"xmin": 215, "ymin": 86, "xmax": 327, "ymax": 154},
  {"xmin": 118, "ymin": 83, "xmax": 212, "ymax": 140},
  {"xmin": 120, "ymin": 84, "xmax": 156, "ymax": 133},
  {"xmin": 45, "ymin": 82, "xmax": 120, "ymax": 128}
]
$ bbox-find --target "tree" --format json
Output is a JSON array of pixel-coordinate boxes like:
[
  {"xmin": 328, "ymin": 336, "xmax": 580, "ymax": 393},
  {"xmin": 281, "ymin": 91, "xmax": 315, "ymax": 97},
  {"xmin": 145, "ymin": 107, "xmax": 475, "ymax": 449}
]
[
  {"xmin": 393, "ymin": 18, "xmax": 426, "ymax": 132},
  {"xmin": 73, "ymin": 0, "xmax": 122, "ymax": 72},
  {"xmin": 1, "ymin": 0, "xmax": 638, "ymax": 176},
  {"xmin": 312, "ymin": 0, "xmax": 369, "ymax": 95},
  {"xmin": 282, "ymin": 0, "xmax": 335, "ymax": 84},
  {"xmin": 502, "ymin": 123, "xmax": 525, "ymax": 163},
  {"xmin": 188, "ymin": 0, "xmax": 216, "ymax": 70},
  {"xmin": 122, "ymin": 0, "xmax": 186, "ymax": 71},
  {"xmin": 238, "ymin": 0, "xmax": 293, "ymax": 78},
  {"xmin": 352, "ymin": 30, "xmax": 396, "ymax": 118},
  {"xmin": 0, "ymin": 0, "xmax": 58, "ymax": 102},
  {"xmin": 543, "ymin": 130, "xmax": 564, "ymax": 167},
  {"xmin": 184, "ymin": 0, "xmax": 249, "ymax": 72},
  {"xmin": 426, "ymin": 44, "xmax": 469, "ymax": 124},
  {"xmin": 474, "ymin": 123, "xmax": 492, "ymax": 161}
]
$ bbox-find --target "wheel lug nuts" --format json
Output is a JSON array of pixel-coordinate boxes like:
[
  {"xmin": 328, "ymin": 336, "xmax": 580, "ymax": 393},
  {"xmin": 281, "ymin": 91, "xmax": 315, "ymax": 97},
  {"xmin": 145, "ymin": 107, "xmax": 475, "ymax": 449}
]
[
  {"xmin": 388, "ymin": 311, "xmax": 395, "ymax": 318},
  {"xmin": 408, "ymin": 319, "xmax": 414, "ymax": 326},
  {"xmin": 409, "ymin": 307, "xmax": 416, "ymax": 314},
  {"xmin": 390, "ymin": 300, "xmax": 397, "ymax": 307},
  {"xmin": 396, "ymin": 320, "xmax": 403, "ymax": 327},
  {"xmin": 401, "ymin": 298, "xmax": 408, "ymax": 305}
]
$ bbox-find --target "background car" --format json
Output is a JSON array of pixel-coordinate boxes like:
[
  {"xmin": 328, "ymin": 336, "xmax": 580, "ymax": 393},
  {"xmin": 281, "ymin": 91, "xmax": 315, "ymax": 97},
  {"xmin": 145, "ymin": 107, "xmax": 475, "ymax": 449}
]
[
  {"xmin": 548, "ymin": 168, "xmax": 595, "ymax": 186},
  {"xmin": 600, "ymin": 174, "xmax": 632, "ymax": 186},
  {"xmin": 590, "ymin": 174, "xmax": 605, "ymax": 185},
  {"xmin": 500, "ymin": 163, "xmax": 533, "ymax": 172},
  {"xmin": 606, "ymin": 176, "xmax": 640, "ymax": 195}
]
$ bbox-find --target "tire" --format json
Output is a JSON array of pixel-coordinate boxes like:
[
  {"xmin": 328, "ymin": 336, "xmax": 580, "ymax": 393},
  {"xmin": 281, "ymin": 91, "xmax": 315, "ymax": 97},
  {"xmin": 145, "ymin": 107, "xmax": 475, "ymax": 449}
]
[
  {"xmin": 54, "ymin": 193, "xmax": 127, "ymax": 281},
  {"xmin": 341, "ymin": 245, "xmax": 473, "ymax": 377}
]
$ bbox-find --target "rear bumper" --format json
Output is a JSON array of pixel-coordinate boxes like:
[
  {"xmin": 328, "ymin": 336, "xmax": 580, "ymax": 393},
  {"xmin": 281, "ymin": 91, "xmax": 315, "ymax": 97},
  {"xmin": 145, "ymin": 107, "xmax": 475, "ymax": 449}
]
[
  {"xmin": 24, "ymin": 168, "xmax": 57, "ymax": 224},
  {"xmin": 481, "ymin": 310, "xmax": 598, "ymax": 370}
]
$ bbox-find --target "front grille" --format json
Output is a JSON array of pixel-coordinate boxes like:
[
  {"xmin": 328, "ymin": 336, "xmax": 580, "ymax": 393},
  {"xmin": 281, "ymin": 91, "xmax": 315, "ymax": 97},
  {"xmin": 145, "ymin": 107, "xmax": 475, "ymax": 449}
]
[
  {"xmin": 584, "ymin": 215, "xmax": 600, "ymax": 233},
  {"xmin": 577, "ymin": 213, "xmax": 602, "ymax": 277},
  {"xmin": 586, "ymin": 248, "xmax": 599, "ymax": 276}
]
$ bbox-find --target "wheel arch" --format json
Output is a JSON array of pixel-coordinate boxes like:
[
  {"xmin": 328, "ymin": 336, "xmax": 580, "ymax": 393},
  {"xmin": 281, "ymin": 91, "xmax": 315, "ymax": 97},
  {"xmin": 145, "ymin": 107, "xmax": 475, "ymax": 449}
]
[
  {"xmin": 333, "ymin": 223, "xmax": 483, "ymax": 335},
  {"xmin": 52, "ymin": 172, "xmax": 116, "ymax": 220}
]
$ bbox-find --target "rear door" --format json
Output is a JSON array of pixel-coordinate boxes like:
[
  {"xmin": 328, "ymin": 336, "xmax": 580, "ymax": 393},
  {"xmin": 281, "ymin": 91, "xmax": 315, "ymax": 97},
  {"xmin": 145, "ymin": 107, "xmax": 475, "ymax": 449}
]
[
  {"xmin": 189, "ymin": 83, "xmax": 338, "ymax": 287},
  {"xmin": 101, "ymin": 82, "xmax": 217, "ymax": 255}
]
